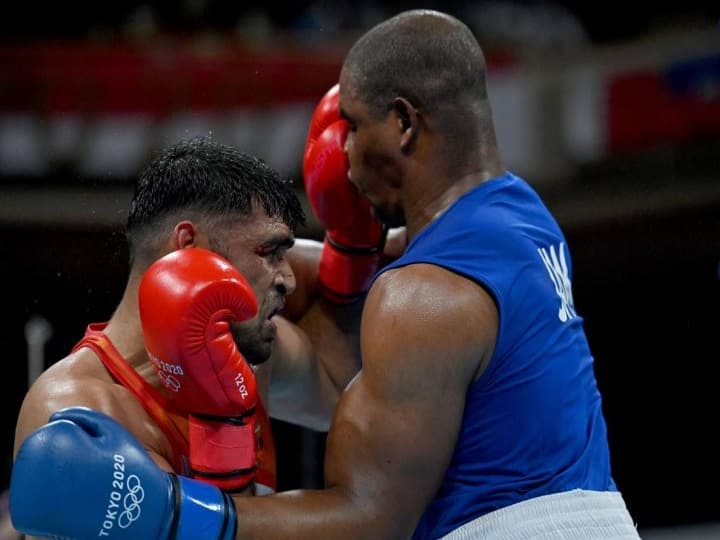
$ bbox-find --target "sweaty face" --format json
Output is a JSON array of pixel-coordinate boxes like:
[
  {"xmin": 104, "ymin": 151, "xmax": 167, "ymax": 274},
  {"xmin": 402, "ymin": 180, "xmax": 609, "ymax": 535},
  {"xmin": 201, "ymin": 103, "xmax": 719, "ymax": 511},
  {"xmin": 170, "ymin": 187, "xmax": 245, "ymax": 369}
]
[
  {"xmin": 216, "ymin": 206, "xmax": 296, "ymax": 365},
  {"xmin": 339, "ymin": 75, "xmax": 406, "ymax": 228}
]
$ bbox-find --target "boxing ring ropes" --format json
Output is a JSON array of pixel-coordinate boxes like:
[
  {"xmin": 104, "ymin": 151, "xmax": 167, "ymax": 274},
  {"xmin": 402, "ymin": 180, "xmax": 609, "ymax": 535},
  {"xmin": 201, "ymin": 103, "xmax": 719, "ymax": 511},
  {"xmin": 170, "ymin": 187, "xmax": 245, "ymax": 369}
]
[
  {"xmin": 0, "ymin": 317, "xmax": 53, "ymax": 540},
  {"xmin": 24, "ymin": 315, "xmax": 53, "ymax": 388}
]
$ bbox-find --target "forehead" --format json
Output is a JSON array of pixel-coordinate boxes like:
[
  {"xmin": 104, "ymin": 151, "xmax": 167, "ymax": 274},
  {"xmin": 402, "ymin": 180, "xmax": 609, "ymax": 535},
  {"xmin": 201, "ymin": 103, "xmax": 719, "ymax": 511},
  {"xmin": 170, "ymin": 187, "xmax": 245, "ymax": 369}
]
[
  {"xmin": 338, "ymin": 72, "xmax": 363, "ymax": 112},
  {"xmin": 226, "ymin": 205, "xmax": 292, "ymax": 244}
]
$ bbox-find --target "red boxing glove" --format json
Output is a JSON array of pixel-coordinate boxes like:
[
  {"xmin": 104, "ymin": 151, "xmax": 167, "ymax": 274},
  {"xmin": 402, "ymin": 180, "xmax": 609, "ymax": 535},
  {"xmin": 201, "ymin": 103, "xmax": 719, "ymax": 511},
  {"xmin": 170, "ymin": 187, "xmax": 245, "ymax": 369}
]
[
  {"xmin": 303, "ymin": 83, "xmax": 385, "ymax": 303},
  {"xmin": 139, "ymin": 247, "xmax": 259, "ymax": 492}
]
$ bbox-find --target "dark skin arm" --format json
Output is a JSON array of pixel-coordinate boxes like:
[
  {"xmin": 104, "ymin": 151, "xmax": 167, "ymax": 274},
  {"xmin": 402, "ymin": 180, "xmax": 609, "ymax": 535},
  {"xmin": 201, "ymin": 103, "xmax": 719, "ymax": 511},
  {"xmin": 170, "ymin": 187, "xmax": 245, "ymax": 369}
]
[{"xmin": 232, "ymin": 263, "xmax": 498, "ymax": 540}]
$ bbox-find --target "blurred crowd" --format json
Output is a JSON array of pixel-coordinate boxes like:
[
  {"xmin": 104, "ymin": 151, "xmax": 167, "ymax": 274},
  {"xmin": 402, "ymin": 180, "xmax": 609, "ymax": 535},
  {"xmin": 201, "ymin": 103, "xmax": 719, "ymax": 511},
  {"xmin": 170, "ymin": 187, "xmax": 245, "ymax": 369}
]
[{"xmin": 2, "ymin": 1, "xmax": 715, "ymax": 51}]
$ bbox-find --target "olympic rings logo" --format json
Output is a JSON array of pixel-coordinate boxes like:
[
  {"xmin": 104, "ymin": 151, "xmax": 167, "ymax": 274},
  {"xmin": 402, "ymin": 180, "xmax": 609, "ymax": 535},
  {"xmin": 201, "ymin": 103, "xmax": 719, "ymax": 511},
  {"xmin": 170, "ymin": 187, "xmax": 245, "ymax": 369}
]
[
  {"xmin": 118, "ymin": 474, "xmax": 145, "ymax": 528},
  {"xmin": 158, "ymin": 371, "xmax": 181, "ymax": 393}
]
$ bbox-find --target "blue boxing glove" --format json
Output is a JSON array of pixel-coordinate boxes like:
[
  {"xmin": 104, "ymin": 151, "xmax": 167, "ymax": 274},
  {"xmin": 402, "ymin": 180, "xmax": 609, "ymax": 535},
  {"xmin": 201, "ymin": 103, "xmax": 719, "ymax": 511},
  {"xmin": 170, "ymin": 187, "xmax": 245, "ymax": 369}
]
[{"xmin": 9, "ymin": 407, "xmax": 236, "ymax": 540}]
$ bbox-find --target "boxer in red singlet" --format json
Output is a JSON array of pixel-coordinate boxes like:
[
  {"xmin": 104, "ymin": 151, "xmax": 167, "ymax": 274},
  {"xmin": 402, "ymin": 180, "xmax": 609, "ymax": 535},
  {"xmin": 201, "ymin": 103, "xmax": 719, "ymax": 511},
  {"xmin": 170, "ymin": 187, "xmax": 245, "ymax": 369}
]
[{"xmin": 14, "ymin": 136, "xmax": 390, "ymax": 499}]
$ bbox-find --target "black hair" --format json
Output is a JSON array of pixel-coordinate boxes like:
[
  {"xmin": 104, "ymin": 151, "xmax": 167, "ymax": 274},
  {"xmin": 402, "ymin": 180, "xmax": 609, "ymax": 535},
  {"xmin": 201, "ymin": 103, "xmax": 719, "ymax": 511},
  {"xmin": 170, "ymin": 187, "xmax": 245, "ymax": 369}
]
[
  {"xmin": 126, "ymin": 136, "xmax": 305, "ymax": 265},
  {"xmin": 343, "ymin": 9, "xmax": 488, "ymax": 118}
]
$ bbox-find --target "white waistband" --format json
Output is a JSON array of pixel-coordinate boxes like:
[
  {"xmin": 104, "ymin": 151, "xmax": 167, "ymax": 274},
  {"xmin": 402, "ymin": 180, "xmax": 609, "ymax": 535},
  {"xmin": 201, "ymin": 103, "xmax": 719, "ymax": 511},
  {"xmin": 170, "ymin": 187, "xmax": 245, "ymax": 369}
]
[{"xmin": 440, "ymin": 490, "xmax": 641, "ymax": 540}]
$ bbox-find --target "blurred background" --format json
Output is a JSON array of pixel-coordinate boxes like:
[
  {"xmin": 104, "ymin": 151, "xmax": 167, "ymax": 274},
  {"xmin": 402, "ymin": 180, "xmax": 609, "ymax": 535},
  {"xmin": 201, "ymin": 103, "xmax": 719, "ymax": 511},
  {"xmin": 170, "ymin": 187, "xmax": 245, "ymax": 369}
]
[{"xmin": 1, "ymin": 1, "xmax": 719, "ymax": 538}]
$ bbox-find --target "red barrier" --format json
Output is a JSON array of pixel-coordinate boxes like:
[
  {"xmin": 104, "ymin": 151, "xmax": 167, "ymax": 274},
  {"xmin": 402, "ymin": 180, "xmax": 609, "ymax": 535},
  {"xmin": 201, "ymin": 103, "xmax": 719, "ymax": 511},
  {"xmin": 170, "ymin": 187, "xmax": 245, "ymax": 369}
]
[{"xmin": 0, "ymin": 41, "xmax": 347, "ymax": 115}]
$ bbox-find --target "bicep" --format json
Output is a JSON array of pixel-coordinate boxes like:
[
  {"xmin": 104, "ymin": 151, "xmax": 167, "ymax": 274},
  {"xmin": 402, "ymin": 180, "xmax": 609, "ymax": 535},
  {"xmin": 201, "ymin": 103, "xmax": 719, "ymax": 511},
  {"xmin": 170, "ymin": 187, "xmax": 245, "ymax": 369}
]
[
  {"xmin": 324, "ymin": 362, "xmax": 465, "ymax": 538},
  {"xmin": 325, "ymin": 367, "xmax": 467, "ymax": 531},
  {"xmin": 323, "ymin": 266, "xmax": 497, "ymax": 534}
]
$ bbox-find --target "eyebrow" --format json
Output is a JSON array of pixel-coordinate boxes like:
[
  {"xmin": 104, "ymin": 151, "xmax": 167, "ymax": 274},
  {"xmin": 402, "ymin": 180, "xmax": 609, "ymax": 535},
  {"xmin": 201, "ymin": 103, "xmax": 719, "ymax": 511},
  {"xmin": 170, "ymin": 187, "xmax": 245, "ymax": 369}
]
[{"xmin": 260, "ymin": 234, "xmax": 295, "ymax": 250}]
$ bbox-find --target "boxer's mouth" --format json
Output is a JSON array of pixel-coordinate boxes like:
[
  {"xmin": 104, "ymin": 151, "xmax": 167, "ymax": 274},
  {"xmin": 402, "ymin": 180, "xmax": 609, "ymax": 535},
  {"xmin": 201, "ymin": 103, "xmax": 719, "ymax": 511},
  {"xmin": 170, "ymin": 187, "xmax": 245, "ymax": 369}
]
[{"xmin": 267, "ymin": 303, "xmax": 284, "ymax": 319}]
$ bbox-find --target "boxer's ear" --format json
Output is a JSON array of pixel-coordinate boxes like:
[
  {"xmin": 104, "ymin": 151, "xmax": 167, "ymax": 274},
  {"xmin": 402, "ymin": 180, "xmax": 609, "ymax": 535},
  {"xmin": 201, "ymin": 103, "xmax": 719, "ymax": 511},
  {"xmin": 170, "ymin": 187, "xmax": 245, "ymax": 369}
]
[
  {"xmin": 391, "ymin": 97, "xmax": 419, "ymax": 154},
  {"xmin": 173, "ymin": 221, "xmax": 199, "ymax": 249}
]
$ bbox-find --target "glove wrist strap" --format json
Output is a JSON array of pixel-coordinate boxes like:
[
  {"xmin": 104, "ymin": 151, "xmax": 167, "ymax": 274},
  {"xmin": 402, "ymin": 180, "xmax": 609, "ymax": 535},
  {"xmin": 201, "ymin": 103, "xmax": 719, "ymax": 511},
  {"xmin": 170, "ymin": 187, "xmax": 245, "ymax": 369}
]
[
  {"xmin": 319, "ymin": 234, "xmax": 386, "ymax": 304},
  {"xmin": 174, "ymin": 476, "xmax": 237, "ymax": 540},
  {"xmin": 325, "ymin": 232, "xmax": 385, "ymax": 255},
  {"xmin": 188, "ymin": 414, "xmax": 257, "ymax": 492}
]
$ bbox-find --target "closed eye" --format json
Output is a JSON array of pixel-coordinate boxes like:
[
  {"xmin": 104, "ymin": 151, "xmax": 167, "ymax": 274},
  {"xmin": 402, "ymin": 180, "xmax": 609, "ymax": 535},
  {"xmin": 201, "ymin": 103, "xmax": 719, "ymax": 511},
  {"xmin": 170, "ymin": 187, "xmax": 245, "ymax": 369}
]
[
  {"xmin": 256, "ymin": 246, "xmax": 284, "ymax": 262},
  {"xmin": 339, "ymin": 108, "xmax": 357, "ymax": 132},
  {"xmin": 255, "ymin": 236, "xmax": 294, "ymax": 263}
]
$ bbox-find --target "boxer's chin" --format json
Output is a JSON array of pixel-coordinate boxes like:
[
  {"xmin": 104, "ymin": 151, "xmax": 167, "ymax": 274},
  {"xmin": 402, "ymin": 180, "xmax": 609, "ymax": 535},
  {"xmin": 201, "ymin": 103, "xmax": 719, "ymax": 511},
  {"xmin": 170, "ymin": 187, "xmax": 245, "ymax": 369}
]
[
  {"xmin": 240, "ymin": 339, "xmax": 273, "ymax": 366},
  {"xmin": 373, "ymin": 204, "xmax": 405, "ymax": 229},
  {"xmin": 231, "ymin": 324, "xmax": 273, "ymax": 365}
]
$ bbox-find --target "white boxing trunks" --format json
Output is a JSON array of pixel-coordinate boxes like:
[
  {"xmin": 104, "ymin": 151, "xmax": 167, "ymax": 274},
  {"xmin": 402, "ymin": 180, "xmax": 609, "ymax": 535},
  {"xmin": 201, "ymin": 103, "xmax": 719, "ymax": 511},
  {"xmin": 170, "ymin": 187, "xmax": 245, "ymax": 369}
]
[{"xmin": 440, "ymin": 490, "xmax": 641, "ymax": 540}]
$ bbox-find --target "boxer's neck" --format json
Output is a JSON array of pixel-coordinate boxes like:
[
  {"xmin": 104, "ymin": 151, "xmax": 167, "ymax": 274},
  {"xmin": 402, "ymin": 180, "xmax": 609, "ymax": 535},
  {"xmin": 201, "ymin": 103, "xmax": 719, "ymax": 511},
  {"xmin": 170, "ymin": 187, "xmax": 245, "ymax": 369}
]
[{"xmin": 103, "ymin": 283, "xmax": 161, "ymax": 387}]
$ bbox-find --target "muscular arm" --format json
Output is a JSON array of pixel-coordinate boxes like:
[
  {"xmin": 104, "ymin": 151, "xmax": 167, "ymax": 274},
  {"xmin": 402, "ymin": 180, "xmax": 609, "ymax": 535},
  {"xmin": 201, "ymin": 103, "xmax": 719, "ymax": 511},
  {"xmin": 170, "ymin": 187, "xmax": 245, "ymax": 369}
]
[{"xmin": 233, "ymin": 264, "xmax": 498, "ymax": 539}]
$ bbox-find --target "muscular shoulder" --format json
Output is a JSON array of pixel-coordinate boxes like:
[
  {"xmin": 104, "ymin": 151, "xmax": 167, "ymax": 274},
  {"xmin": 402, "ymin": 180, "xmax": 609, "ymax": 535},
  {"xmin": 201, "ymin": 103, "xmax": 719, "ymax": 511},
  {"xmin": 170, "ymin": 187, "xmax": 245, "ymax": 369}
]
[
  {"xmin": 14, "ymin": 349, "xmax": 170, "ymax": 463},
  {"xmin": 17, "ymin": 350, "xmax": 111, "ymax": 432},
  {"xmin": 363, "ymin": 264, "xmax": 498, "ymax": 384}
]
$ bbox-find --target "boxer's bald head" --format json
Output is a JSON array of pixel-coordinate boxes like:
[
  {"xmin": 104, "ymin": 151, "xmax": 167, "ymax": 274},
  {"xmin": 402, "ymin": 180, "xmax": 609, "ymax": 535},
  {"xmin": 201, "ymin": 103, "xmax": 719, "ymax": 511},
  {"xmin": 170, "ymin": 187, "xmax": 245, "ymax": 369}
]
[
  {"xmin": 341, "ymin": 9, "xmax": 490, "ymax": 127},
  {"xmin": 338, "ymin": 9, "xmax": 502, "ymax": 231}
]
